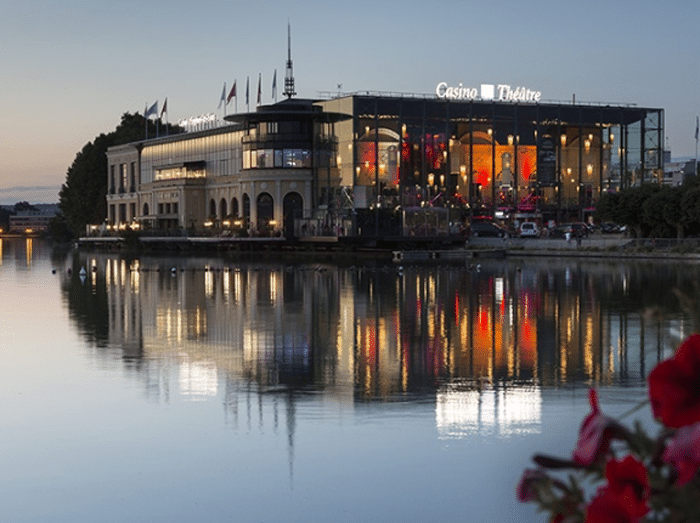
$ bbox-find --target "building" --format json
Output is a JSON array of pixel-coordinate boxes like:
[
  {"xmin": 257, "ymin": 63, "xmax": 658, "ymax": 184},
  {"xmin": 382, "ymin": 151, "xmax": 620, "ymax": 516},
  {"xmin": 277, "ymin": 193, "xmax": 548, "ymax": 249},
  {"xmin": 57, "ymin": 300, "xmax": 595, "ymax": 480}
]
[
  {"xmin": 107, "ymin": 98, "xmax": 348, "ymax": 238},
  {"xmin": 662, "ymin": 159, "xmax": 696, "ymax": 187},
  {"xmin": 8, "ymin": 204, "xmax": 59, "ymax": 233},
  {"xmin": 106, "ymin": 80, "xmax": 664, "ymax": 238}
]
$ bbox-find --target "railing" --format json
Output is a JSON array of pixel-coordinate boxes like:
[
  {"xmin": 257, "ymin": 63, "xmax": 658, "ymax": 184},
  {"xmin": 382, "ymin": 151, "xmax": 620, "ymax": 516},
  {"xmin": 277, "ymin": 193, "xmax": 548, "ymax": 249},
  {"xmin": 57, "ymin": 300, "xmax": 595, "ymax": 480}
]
[{"xmin": 315, "ymin": 90, "xmax": 639, "ymax": 108}]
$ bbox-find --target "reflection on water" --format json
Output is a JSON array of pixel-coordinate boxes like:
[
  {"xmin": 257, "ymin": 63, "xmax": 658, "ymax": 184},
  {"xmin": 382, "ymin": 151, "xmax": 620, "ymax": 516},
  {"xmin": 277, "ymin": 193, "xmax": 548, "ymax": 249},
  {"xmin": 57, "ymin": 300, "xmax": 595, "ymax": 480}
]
[
  {"xmin": 436, "ymin": 383, "xmax": 542, "ymax": 439},
  {"xmin": 0, "ymin": 237, "xmax": 43, "ymax": 269},
  {"xmin": 59, "ymin": 251, "xmax": 696, "ymax": 438},
  {"xmin": 3, "ymin": 239, "xmax": 698, "ymax": 523}
]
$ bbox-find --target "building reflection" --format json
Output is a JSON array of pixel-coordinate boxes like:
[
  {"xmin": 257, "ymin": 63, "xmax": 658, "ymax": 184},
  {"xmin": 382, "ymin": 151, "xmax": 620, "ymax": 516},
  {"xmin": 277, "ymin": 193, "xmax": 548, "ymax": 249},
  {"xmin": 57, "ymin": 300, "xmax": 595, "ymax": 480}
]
[
  {"xmin": 0, "ymin": 237, "xmax": 42, "ymax": 269},
  {"xmin": 436, "ymin": 383, "xmax": 542, "ymax": 439},
  {"xmin": 69, "ymin": 254, "xmax": 696, "ymax": 437}
]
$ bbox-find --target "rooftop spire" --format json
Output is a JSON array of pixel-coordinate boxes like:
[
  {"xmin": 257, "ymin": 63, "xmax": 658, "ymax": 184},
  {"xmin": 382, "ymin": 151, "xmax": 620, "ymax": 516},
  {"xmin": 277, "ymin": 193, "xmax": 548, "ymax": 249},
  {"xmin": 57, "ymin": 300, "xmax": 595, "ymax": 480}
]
[{"xmin": 283, "ymin": 21, "xmax": 296, "ymax": 99}]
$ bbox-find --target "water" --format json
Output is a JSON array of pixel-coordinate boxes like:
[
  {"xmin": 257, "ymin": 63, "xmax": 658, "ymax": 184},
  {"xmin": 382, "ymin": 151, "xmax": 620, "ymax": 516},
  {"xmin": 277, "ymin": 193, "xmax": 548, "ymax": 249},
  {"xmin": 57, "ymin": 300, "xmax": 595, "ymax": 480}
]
[{"xmin": 0, "ymin": 238, "xmax": 695, "ymax": 522}]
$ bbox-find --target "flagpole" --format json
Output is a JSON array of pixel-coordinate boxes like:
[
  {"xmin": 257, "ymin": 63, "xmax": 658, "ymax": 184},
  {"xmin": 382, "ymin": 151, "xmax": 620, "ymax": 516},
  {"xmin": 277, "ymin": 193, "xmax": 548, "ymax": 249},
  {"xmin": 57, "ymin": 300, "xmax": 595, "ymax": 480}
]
[
  {"xmin": 696, "ymin": 116, "xmax": 699, "ymax": 175},
  {"xmin": 162, "ymin": 98, "xmax": 169, "ymax": 136}
]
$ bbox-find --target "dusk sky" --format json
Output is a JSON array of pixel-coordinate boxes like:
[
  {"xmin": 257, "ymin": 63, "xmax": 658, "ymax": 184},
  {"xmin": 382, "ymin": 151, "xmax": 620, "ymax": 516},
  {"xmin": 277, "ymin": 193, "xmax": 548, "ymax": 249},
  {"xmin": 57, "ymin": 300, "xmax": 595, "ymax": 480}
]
[{"xmin": 1, "ymin": 0, "xmax": 698, "ymax": 204}]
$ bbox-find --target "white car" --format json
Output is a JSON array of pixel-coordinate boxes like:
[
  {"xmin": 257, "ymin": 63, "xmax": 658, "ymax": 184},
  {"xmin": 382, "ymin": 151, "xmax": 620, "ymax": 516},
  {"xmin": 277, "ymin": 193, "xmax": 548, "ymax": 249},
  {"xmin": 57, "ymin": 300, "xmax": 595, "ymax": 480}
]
[{"xmin": 519, "ymin": 222, "xmax": 541, "ymax": 238}]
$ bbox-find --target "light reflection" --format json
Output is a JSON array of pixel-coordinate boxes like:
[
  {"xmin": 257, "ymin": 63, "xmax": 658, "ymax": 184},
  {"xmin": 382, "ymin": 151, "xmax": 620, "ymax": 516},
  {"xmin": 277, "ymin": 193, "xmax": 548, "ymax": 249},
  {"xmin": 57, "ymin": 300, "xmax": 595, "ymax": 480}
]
[
  {"xmin": 72, "ymin": 255, "xmax": 695, "ymax": 430},
  {"xmin": 179, "ymin": 357, "xmax": 218, "ymax": 399},
  {"xmin": 436, "ymin": 384, "xmax": 542, "ymax": 439},
  {"xmin": 25, "ymin": 238, "xmax": 33, "ymax": 266}
]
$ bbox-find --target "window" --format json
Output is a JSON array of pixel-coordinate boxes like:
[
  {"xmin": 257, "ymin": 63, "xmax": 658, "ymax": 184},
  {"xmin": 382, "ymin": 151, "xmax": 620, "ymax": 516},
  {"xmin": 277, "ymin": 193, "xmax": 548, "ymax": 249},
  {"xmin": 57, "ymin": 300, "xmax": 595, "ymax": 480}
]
[
  {"xmin": 243, "ymin": 150, "xmax": 251, "ymax": 169},
  {"xmin": 256, "ymin": 149, "xmax": 273, "ymax": 167},
  {"xmin": 244, "ymin": 148, "xmax": 312, "ymax": 169},
  {"xmin": 120, "ymin": 164, "xmax": 128, "ymax": 193},
  {"xmin": 267, "ymin": 122, "xmax": 278, "ymax": 134},
  {"xmin": 130, "ymin": 162, "xmax": 136, "ymax": 191},
  {"xmin": 275, "ymin": 150, "xmax": 283, "ymax": 167}
]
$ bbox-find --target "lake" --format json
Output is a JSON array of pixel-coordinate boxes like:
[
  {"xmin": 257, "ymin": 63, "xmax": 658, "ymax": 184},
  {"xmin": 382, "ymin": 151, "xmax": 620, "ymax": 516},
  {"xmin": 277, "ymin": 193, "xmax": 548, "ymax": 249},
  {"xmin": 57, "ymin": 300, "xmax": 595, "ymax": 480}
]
[{"xmin": 0, "ymin": 238, "xmax": 694, "ymax": 522}]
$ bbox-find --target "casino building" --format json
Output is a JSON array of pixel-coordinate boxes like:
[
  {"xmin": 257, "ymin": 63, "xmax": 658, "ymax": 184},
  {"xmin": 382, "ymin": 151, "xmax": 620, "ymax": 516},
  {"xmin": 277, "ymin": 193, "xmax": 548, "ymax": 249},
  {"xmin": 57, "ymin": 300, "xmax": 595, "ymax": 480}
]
[{"xmin": 106, "ymin": 62, "xmax": 664, "ymax": 238}]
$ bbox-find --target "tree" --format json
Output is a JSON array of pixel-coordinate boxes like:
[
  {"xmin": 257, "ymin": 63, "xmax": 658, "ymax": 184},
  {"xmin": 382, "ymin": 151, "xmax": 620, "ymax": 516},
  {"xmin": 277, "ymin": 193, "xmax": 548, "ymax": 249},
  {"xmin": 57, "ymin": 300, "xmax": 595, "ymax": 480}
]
[
  {"xmin": 59, "ymin": 112, "xmax": 181, "ymax": 237},
  {"xmin": 680, "ymin": 186, "xmax": 700, "ymax": 236},
  {"xmin": 596, "ymin": 184, "xmax": 661, "ymax": 237},
  {"xmin": 641, "ymin": 186, "xmax": 683, "ymax": 238},
  {"xmin": 13, "ymin": 201, "xmax": 36, "ymax": 212}
]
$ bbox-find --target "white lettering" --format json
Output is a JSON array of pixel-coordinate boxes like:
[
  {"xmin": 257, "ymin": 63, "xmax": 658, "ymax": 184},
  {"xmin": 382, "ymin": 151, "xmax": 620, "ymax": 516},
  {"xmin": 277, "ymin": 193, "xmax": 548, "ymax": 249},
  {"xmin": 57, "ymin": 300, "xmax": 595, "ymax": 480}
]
[
  {"xmin": 178, "ymin": 113, "xmax": 220, "ymax": 132},
  {"xmin": 436, "ymin": 81, "xmax": 542, "ymax": 103},
  {"xmin": 436, "ymin": 82, "xmax": 479, "ymax": 100},
  {"xmin": 436, "ymin": 82, "xmax": 448, "ymax": 98}
]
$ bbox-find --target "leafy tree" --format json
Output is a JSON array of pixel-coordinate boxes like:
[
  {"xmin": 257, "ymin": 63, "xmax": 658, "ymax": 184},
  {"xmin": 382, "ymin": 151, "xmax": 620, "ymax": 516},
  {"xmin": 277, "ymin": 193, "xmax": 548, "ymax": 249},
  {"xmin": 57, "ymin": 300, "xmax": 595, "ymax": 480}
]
[
  {"xmin": 594, "ymin": 190, "xmax": 620, "ymax": 223},
  {"xmin": 59, "ymin": 112, "xmax": 181, "ymax": 237},
  {"xmin": 596, "ymin": 184, "xmax": 661, "ymax": 237},
  {"xmin": 641, "ymin": 186, "xmax": 683, "ymax": 238},
  {"xmin": 0, "ymin": 206, "xmax": 10, "ymax": 231},
  {"xmin": 14, "ymin": 201, "xmax": 36, "ymax": 212},
  {"xmin": 46, "ymin": 212, "xmax": 74, "ymax": 243},
  {"xmin": 680, "ymin": 186, "xmax": 700, "ymax": 237}
]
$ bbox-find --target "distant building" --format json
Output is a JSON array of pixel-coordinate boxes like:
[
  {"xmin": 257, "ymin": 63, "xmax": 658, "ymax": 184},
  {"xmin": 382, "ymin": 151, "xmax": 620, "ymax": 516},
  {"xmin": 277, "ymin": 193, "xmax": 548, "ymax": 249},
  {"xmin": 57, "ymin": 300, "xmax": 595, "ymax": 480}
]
[
  {"xmin": 8, "ymin": 204, "xmax": 59, "ymax": 233},
  {"xmin": 662, "ymin": 159, "xmax": 696, "ymax": 186}
]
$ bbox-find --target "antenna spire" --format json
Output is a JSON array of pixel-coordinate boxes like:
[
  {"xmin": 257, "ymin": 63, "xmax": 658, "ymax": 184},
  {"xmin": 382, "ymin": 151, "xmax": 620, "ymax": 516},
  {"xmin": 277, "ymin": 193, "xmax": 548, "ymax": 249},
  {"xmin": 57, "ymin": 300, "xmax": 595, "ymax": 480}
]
[{"xmin": 283, "ymin": 21, "xmax": 296, "ymax": 99}]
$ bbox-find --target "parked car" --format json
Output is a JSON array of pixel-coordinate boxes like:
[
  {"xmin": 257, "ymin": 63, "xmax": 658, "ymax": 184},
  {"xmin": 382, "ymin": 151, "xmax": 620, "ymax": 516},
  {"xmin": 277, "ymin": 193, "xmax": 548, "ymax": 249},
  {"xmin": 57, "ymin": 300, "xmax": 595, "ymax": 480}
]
[
  {"xmin": 550, "ymin": 223, "xmax": 589, "ymax": 239},
  {"xmin": 519, "ymin": 222, "xmax": 541, "ymax": 238},
  {"xmin": 467, "ymin": 222, "xmax": 509, "ymax": 238},
  {"xmin": 569, "ymin": 222, "xmax": 590, "ymax": 237},
  {"xmin": 600, "ymin": 222, "xmax": 621, "ymax": 234}
]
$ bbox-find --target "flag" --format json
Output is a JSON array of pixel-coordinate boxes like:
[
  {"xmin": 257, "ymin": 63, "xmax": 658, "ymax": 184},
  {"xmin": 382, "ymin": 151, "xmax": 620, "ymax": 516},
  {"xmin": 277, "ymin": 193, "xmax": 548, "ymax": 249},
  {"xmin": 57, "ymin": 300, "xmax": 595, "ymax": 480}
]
[
  {"xmin": 696, "ymin": 116, "xmax": 699, "ymax": 141},
  {"xmin": 257, "ymin": 73, "xmax": 261, "ymax": 105},
  {"xmin": 272, "ymin": 70, "xmax": 277, "ymax": 100},
  {"xmin": 160, "ymin": 97, "xmax": 167, "ymax": 119},
  {"xmin": 144, "ymin": 101, "xmax": 158, "ymax": 119},
  {"xmin": 246, "ymin": 76, "xmax": 249, "ymax": 106},
  {"xmin": 226, "ymin": 81, "xmax": 236, "ymax": 105},
  {"xmin": 218, "ymin": 82, "xmax": 226, "ymax": 109}
]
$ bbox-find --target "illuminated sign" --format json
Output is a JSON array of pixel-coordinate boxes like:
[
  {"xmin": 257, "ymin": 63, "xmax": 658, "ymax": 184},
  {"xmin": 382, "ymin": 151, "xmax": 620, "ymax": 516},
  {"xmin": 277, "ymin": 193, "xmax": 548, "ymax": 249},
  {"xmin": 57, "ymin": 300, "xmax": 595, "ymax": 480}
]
[
  {"xmin": 177, "ymin": 113, "xmax": 220, "ymax": 132},
  {"xmin": 435, "ymin": 82, "xmax": 542, "ymax": 103}
]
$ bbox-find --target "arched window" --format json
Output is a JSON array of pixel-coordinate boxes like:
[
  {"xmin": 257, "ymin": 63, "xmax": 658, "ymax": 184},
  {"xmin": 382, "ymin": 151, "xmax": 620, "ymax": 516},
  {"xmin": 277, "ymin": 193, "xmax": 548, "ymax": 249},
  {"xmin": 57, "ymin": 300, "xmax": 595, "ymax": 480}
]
[
  {"xmin": 242, "ymin": 194, "xmax": 250, "ymax": 225},
  {"xmin": 209, "ymin": 199, "xmax": 216, "ymax": 217},
  {"xmin": 220, "ymin": 198, "xmax": 227, "ymax": 220},
  {"xmin": 283, "ymin": 192, "xmax": 303, "ymax": 238},
  {"xmin": 256, "ymin": 192, "xmax": 274, "ymax": 231},
  {"xmin": 143, "ymin": 202, "xmax": 149, "ymax": 216}
]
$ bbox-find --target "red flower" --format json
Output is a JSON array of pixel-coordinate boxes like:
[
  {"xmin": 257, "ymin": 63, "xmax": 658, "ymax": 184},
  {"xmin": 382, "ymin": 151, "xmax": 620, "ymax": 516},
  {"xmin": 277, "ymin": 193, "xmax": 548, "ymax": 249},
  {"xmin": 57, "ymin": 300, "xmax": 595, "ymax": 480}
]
[
  {"xmin": 573, "ymin": 389, "xmax": 626, "ymax": 466},
  {"xmin": 648, "ymin": 334, "xmax": 700, "ymax": 428},
  {"xmin": 604, "ymin": 456, "xmax": 650, "ymax": 518},
  {"xmin": 585, "ymin": 488, "xmax": 641, "ymax": 523},
  {"xmin": 662, "ymin": 421, "xmax": 700, "ymax": 485},
  {"xmin": 585, "ymin": 456, "xmax": 650, "ymax": 522}
]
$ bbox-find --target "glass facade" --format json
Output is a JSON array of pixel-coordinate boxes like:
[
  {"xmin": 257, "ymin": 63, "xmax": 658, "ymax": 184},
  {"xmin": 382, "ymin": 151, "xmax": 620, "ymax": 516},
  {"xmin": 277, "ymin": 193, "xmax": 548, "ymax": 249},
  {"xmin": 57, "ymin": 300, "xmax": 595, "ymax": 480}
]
[{"xmin": 332, "ymin": 95, "xmax": 664, "ymax": 226}]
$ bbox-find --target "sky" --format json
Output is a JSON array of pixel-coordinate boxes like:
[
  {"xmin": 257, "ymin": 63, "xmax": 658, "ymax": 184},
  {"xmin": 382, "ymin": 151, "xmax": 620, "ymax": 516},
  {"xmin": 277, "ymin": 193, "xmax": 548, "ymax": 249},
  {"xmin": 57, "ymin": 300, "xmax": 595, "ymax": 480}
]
[{"xmin": 1, "ymin": 0, "xmax": 699, "ymax": 205}]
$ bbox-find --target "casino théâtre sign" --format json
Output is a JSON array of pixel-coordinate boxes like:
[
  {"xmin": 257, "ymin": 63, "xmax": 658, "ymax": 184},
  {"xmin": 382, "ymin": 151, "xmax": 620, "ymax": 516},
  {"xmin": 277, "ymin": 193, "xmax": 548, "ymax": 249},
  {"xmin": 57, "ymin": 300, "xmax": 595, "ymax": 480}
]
[{"xmin": 435, "ymin": 82, "xmax": 542, "ymax": 103}]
